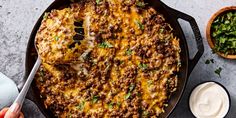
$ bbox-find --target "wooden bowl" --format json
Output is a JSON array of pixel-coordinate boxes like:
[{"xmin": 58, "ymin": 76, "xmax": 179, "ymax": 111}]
[{"xmin": 206, "ymin": 6, "xmax": 236, "ymax": 59}]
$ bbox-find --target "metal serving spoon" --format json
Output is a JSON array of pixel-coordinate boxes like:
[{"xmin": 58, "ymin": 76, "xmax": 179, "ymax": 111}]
[
  {"xmin": 8, "ymin": 43, "xmax": 41, "ymax": 114},
  {"xmin": 7, "ymin": 20, "xmax": 84, "ymax": 114}
]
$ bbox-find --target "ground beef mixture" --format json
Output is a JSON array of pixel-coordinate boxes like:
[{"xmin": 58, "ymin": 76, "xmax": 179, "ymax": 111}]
[{"xmin": 35, "ymin": 0, "xmax": 181, "ymax": 117}]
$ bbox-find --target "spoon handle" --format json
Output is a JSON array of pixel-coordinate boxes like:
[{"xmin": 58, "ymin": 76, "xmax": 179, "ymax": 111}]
[{"xmin": 10, "ymin": 57, "xmax": 41, "ymax": 110}]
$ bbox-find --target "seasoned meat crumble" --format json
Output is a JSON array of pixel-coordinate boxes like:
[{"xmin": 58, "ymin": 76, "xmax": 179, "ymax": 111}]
[{"xmin": 35, "ymin": 0, "xmax": 181, "ymax": 117}]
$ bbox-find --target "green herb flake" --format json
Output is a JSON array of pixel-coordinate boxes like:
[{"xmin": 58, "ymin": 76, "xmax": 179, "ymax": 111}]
[
  {"xmin": 205, "ymin": 60, "xmax": 210, "ymax": 64},
  {"xmin": 126, "ymin": 49, "xmax": 132, "ymax": 56},
  {"xmin": 96, "ymin": 0, "xmax": 101, "ymax": 5},
  {"xmin": 92, "ymin": 96, "xmax": 99, "ymax": 103},
  {"xmin": 136, "ymin": 1, "xmax": 147, "ymax": 8},
  {"xmin": 159, "ymin": 28, "xmax": 164, "ymax": 33},
  {"xmin": 124, "ymin": 92, "xmax": 131, "ymax": 100},
  {"xmin": 98, "ymin": 42, "xmax": 113, "ymax": 48},
  {"xmin": 210, "ymin": 59, "xmax": 214, "ymax": 63},
  {"xmin": 76, "ymin": 101, "xmax": 85, "ymax": 110},
  {"xmin": 215, "ymin": 67, "xmax": 222, "ymax": 77},
  {"xmin": 129, "ymin": 84, "xmax": 135, "ymax": 92},
  {"xmin": 120, "ymin": 60, "xmax": 124, "ymax": 65},
  {"xmin": 205, "ymin": 59, "xmax": 215, "ymax": 64},
  {"xmin": 124, "ymin": 84, "xmax": 135, "ymax": 100},
  {"xmin": 54, "ymin": 36, "xmax": 59, "ymax": 41},
  {"xmin": 43, "ymin": 12, "xmax": 49, "ymax": 19},
  {"xmin": 108, "ymin": 102, "xmax": 114, "ymax": 109},
  {"xmin": 142, "ymin": 111, "xmax": 150, "ymax": 117},
  {"xmin": 147, "ymin": 80, "xmax": 153, "ymax": 86},
  {"xmin": 138, "ymin": 63, "xmax": 148, "ymax": 70},
  {"xmin": 135, "ymin": 20, "xmax": 144, "ymax": 30},
  {"xmin": 117, "ymin": 102, "xmax": 121, "ymax": 107}
]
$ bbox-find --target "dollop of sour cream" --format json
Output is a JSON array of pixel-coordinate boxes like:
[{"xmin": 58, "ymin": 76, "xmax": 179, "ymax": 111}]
[{"xmin": 189, "ymin": 82, "xmax": 229, "ymax": 118}]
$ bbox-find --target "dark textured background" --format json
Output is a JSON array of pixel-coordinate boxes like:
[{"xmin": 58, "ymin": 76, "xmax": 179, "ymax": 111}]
[{"xmin": 0, "ymin": 0, "xmax": 235, "ymax": 117}]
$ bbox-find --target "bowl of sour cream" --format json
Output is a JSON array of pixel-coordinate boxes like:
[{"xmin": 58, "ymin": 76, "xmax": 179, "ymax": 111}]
[{"xmin": 189, "ymin": 81, "xmax": 230, "ymax": 118}]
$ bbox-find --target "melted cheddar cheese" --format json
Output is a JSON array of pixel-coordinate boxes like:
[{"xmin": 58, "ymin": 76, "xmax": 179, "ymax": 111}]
[{"xmin": 35, "ymin": 0, "xmax": 181, "ymax": 117}]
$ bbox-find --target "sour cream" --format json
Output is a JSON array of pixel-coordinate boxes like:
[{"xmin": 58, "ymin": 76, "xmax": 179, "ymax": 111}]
[{"xmin": 189, "ymin": 82, "xmax": 229, "ymax": 118}]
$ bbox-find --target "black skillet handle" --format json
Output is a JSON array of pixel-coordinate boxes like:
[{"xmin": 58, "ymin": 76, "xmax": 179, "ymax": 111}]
[{"xmin": 165, "ymin": 6, "xmax": 204, "ymax": 77}]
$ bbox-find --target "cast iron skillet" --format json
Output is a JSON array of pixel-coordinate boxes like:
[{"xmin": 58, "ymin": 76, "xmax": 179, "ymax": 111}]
[{"xmin": 21, "ymin": 0, "xmax": 204, "ymax": 117}]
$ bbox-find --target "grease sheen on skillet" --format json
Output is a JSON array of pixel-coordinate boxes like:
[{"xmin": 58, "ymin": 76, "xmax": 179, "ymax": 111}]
[{"xmin": 34, "ymin": 0, "xmax": 181, "ymax": 117}]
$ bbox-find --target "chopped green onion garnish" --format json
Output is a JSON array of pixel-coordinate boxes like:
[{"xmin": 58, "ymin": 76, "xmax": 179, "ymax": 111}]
[
  {"xmin": 126, "ymin": 49, "xmax": 132, "ymax": 55},
  {"xmin": 92, "ymin": 96, "xmax": 99, "ymax": 103},
  {"xmin": 96, "ymin": 0, "xmax": 101, "ymax": 5},
  {"xmin": 124, "ymin": 92, "xmax": 131, "ymax": 100},
  {"xmin": 54, "ymin": 36, "xmax": 59, "ymax": 41},
  {"xmin": 135, "ymin": 20, "xmax": 144, "ymax": 30},
  {"xmin": 138, "ymin": 63, "xmax": 148, "ymax": 70},
  {"xmin": 76, "ymin": 101, "xmax": 85, "ymax": 110},
  {"xmin": 98, "ymin": 42, "xmax": 113, "ymax": 48},
  {"xmin": 214, "ymin": 67, "xmax": 222, "ymax": 77},
  {"xmin": 136, "ymin": 1, "xmax": 147, "ymax": 8}
]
